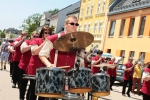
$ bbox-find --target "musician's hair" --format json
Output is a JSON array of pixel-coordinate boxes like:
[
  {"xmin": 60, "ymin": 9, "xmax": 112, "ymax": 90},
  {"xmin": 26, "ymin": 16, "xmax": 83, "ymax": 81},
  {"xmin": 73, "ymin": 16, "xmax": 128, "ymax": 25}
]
[
  {"xmin": 146, "ymin": 62, "xmax": 150, "ymax": 68},
  {"xmin": 65, "ymin": 15, "xmax": 78, "ymax": 24},
  {"xmin": 39, "ymin": 26, "xmax": 53, "ymax": 38},
  {"xmin": 97, "ymin": 50, "xmax": 103, "ymax": 55}
]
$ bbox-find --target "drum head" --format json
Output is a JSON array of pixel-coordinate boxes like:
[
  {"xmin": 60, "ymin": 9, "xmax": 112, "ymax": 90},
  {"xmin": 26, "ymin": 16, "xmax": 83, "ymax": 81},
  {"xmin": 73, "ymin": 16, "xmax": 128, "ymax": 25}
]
[
  {"xmin": 92, "ymin": 92, "xmax": 110, "ymax": 97},
  {"xmin": 36, "ymin": 93, "xmax": 64, "ymax": 98}
]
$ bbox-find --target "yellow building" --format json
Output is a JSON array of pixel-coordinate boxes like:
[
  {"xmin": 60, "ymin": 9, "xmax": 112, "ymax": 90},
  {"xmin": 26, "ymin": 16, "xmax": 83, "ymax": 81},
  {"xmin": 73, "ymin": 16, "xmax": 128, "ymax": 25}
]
[
  {"xmin": 103, "ymin": 0, "xmax": 150, "ymax": 63},
  {"xmin": 78, "ymin": 0, "xmax": 114, "ymax": 51}
]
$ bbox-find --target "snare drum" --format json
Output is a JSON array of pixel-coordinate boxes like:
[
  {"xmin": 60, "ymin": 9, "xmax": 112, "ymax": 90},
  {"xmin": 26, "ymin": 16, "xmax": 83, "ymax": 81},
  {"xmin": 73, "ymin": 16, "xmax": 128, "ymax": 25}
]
[
  {"xmin": 35, "ymin": 67, "xmax": 66, "ymax": 98},
  {"xmin": 91, "ymin": 72, "xmax": 110, "ymax": 97},
  {"xmin": 68, "ymin": 67, "xmax": 92, "ymax": 93}
]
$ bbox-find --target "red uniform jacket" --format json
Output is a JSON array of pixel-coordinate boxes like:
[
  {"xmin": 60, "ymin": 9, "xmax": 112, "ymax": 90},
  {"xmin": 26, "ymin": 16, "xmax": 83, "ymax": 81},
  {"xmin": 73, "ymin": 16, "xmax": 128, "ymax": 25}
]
[
  {"xmin": 27, "ymin": 38, "xmax": 45, "ymax": 75},
  {"xmin": 18, "ymin": 40, "xmax": 31, "ymax": 71}
]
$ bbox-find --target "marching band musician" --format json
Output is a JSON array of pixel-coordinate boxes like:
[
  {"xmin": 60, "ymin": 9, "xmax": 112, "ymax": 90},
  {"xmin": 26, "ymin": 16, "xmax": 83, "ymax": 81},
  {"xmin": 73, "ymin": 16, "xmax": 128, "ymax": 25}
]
[
  {"xmin": 141, "ymin": 62, "xmax": 150, "ymax": 100},
  {"xmin": 122, "ymin": 57, "xmax": 134, "ymax": 97},
  {"xmin": 26, "ymin": 26, "xmax": 53, "ymax": 100},
  {"xmin": 18, "ymin": 31, "xmax": 39, "ymax": 100},
  {"xmin": 91, "ymin": 50, "xmax": 105, "ymax": 74},
  {"xmin": 39, "ymin": 15, "xmax": 84, "ymax": 70},
  {"xmin": 39, "ymin": 15, "xmax": 84, "ymax": 100},
  {"xmin": 12, "ymin": 31, "xmax": 27, "ymax": 88},
  {"xmin": 106, "ymin": 57, "xmax": 117, "ymax": 91}
]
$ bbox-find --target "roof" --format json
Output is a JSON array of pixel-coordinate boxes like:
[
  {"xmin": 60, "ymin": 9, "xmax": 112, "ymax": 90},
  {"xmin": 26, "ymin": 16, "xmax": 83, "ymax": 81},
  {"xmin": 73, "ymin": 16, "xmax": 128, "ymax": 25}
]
[
  {"xmin": 51, "ymin": 1, "xmax": 80, "ymax": 15},
  {"xmin": 108, "ymin": 0, "xmax": 150, "ymax": 15},
  {"xmin": 66, "ymin": 7, "xmax": 80, "ymax": 15}
]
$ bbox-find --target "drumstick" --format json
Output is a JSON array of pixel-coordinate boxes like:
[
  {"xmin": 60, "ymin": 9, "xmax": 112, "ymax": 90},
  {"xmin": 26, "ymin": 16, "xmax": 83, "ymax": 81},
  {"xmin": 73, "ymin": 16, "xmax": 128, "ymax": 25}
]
[{"xmin": 57, "ymin": 66, "xmax": 70, "ymax": 69}]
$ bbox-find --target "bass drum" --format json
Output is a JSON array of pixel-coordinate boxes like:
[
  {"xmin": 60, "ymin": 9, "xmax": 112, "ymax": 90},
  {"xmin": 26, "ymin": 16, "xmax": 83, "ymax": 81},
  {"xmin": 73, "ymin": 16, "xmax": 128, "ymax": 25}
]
[
  {"xmin": 35, "ymin": 67, "xmax": 66, "ymax": 98},
  {"xmin": 91, "ymin": 72, "xmax": 110, "ymax": 97},
  {"xmin": 68, "ymin": 67, "xmax": 92, "ymax": 94}
]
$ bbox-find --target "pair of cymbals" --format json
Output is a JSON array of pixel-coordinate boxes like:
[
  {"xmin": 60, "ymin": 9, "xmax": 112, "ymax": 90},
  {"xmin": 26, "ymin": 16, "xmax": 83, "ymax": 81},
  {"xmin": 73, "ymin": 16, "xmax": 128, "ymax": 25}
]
[{"xmin": 53, "ymin": 31, "xmax": 94, "ymax": 52}]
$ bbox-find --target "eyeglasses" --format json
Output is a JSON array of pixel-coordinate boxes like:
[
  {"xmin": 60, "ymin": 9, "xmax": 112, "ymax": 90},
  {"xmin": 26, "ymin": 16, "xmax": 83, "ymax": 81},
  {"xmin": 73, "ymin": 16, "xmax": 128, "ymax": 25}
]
[
  {"xmin": 68, "ymin": 23, "xmax": 79, "ymax": 26},
  {"xmin": 22, "ymin": 34, "xmax": 26, "ymax": 36},
  {"xmin": 33, "ymin": 36, "xmax": 39, "ymax": 38},
  {"xmin": 44, "ymin": 32, "xmax": 51, "ymax": 34}
]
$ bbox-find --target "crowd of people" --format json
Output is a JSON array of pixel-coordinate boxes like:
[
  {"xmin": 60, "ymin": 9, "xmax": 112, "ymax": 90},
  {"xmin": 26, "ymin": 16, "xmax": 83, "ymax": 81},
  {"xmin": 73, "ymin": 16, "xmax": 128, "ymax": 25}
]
[{"xmin": 0, "ymin": 14, "xmax": 150, "ymax": 100}]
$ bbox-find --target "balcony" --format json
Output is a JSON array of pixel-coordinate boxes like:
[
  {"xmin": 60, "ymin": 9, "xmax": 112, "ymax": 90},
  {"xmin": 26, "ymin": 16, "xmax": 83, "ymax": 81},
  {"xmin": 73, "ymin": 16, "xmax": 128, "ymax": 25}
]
[
  {"xmin": 85, "ymin": 16, "xmax": 89, "ymax": 20},
  {"xmin": 88, "ymin": 15, "xmax": 93, "ymax": 19}
]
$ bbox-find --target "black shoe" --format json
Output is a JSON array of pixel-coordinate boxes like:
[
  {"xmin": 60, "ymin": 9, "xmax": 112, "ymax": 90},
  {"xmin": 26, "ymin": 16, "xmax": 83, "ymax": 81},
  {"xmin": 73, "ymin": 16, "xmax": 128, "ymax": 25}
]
[
  {"xmin": 126, "ymin": 93, "xmax": 130, "ymax": 97},
  {"xmin": 12, "ymin": 84, "xmax": 16, "ymax": 88},
  {"xmin": 4, "ymin": 65, "xmax": 6, "ymax": 70},
  {"xmin": 122, "ymin": 94, "xmax": 126, "ymax": 97}
]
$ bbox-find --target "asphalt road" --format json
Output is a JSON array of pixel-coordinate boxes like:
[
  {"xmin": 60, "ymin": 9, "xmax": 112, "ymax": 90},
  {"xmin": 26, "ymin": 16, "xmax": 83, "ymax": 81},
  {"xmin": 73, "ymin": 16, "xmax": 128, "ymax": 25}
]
[{"xmin": 0, "ymin": 64, "xmax": 142, "ymax": 100}]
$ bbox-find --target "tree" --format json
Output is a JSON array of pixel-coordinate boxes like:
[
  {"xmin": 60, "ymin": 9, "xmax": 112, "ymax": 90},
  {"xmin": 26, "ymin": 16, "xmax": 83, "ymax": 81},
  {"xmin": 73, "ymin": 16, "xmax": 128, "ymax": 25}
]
[
  {"xmin": 10, "ymin": 34, "xmax": 14, "ymax": 39},
  {"xmin": 0, "ymin": 32, "xmax": 6, "ymax": 38},
  {"xmin": 20, "ymin": 13, "xmax": 42, "ymax": 37},
  {"xmin": 48, "ymin": 9, "xmax": 59, "ymax": 14}
]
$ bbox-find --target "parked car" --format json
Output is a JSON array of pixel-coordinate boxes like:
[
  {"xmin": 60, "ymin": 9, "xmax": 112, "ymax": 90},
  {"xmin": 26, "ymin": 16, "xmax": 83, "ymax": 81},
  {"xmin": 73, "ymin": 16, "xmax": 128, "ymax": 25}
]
[{"xmin": 116, "ymin": 64, "xmax": 124, "ymax": 83}]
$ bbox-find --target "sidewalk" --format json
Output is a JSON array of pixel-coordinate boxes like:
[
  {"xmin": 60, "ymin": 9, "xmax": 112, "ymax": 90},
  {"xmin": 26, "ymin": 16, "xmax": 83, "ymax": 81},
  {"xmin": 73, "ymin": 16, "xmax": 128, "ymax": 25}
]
[{"xmin": 0, "ymin": 64, "xmax": 19, "ymax": 100}]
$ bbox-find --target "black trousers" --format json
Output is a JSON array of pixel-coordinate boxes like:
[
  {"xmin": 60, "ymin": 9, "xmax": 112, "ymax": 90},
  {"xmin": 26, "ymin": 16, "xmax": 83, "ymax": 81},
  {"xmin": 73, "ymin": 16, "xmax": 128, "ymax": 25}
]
[
  {"xmin": 142, "ymin": 93, "xmax": 150, "ymax": 100},
  {"xmin": 28, "ymin": 80, "xmax": 47, "ymax": 100},
  {"xmin": 18, "ymin": 68, "xmax": 29, "ymax": 99},
  {"xmin": 122, "ymin": 76, "xmax": 132, "ymax": 94},
  {"xmin": 10, "ymin": 61, "xmax": 13, "ymax": 75},
  {"xmin": 110, "ymin": 76, "xmax": 116, "ymax": 89},
  {"xmin": 12, "ymin": 61, "xmax": 20, "ymax": 86}
]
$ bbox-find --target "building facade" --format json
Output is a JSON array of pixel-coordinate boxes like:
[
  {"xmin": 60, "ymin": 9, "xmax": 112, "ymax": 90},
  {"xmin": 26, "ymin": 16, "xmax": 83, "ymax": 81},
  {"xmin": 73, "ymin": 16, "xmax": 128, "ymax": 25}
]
[
  {"xmin": 78, "ymin": 0, "xmax": 114, "ymax": 51},
  {"xmin": 103, "ymin": 0, "xmax": 150, "ymax": 63}
]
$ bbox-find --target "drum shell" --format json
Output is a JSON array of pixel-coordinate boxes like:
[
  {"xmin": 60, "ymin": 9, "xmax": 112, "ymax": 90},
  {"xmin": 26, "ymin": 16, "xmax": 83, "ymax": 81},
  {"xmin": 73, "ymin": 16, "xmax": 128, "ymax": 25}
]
[
  {"xmin": 68, "ymin": 67, "xmax": 92, "ymax": 93},
  {"xmin": 35, "ymin": 67, "xmax": 65, "ymax": 97},
  {"xmin": 91, "ymin": 73, "xmax": 110, "ymax": 96}
]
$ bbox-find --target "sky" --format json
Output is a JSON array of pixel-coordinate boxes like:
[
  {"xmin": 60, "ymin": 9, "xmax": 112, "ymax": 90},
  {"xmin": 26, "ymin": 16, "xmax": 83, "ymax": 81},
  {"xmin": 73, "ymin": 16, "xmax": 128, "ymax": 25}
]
[{"xmin": 0, "ymin": 0, "xmax": 79, "ymax": 30}]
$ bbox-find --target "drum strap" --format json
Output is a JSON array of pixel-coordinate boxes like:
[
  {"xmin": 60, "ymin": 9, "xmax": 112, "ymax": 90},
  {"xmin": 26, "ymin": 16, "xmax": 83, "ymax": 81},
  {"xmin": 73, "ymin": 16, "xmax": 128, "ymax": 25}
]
[{"xmin": 54, "ymin": 33, "xmax": 61, "ymax": 66}]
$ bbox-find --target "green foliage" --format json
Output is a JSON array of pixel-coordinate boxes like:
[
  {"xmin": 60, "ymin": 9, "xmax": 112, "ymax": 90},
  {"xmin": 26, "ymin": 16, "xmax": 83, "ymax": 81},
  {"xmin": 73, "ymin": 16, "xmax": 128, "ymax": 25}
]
[
  {"xmin": 50, "ymin": 25, "xmax": 55, "ymax": 34},
  {"xmin": 48, "ymin": 8, "xmax": 59, "ymax": 14},
  {"xmin": 10, "ymin": 34, "xmax": 14, "ymax": 39},
  {"xmin": 20, "ymin": 13, "xmax": 42, "ymax": 37},
  {"xmin": 0, "ymin": 32, "xmax": 6, "ymax": 38}
]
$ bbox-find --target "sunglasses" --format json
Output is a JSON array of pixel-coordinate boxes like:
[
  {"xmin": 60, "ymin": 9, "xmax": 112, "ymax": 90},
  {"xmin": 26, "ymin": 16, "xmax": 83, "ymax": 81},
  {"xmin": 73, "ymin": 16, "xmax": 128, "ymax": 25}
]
[
  {"xmin": 68, "ymin": 23, "xmax": 79, "ymax": 26},
  {"xmin": 22, "ymin": 34, "xmax": 26, "ymax": 36},
  {"xmin": 44, "ymin": 32, "xmax": 51, "ymax": 34},
  {"xmin": 33, "ymin": 36, "xmax": 39, "ymax": 38}
]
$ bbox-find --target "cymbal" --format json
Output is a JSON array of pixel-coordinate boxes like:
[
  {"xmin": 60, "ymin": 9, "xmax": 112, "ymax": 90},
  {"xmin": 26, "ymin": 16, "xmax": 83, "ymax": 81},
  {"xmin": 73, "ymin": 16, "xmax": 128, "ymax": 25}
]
[
  {"xmin": 93, "ymin": 63, "xmax": 116, "ymax": 68},
  {"xmin": 53, "ymin": 31, "xmax": 94, "ymax": 52}
]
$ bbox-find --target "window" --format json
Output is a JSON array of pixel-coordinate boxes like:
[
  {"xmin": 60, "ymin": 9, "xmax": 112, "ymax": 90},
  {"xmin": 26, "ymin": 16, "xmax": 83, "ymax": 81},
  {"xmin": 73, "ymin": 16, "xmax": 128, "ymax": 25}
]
[
  {"xmin": 97, "ymin": 2, "xmax": 100, "ymax": 14},
  {"xmin": 99, "ymin": 21, "xmax": 103, "ymax": 33},
  {"xmin": 139, "ymin": 16, "xmax": 146, "ymax": 36},
  {"xmin": 94, "ymin": 22, "xmax": 98, "ymax": 33},
  {"xmin": 140, "ymin": 52, "xmax": 145, "ymax": 63},
  {"xmin": 130, "ymin": 51, "xmax": 135, "ymax": 58},
  {"xmin": 119, "ymin": 19, "xmax": 126, "ymax": 36},
  {"xmin": 90, "ymin": 5, "xmax": 94, "ymax": 16},
  {"xmin": 107, "ymin": 49, "xmax": 111, "ymax": 53},
  {"xmin": 84, "ymin": 24, "xmax": 87, "ymax": 31},
  {"xmin": 86, "ymin": 6, "xmax": 89, "ymax": 16},
  {"xmin": 120, "ymin": 50, "xmax": 125, "ymax": 57},
  {"xmin": 80, "ymin": 7, "xmax": 84, "ymax": 18},
  {"xmin": 102, "ymin": 0, "xmax": 106, "ymax": 13},
  {"xmin": 87, "ymin": 23, "xmax": 90, "ymax": 32},
  {"xmin": 128, "ymin": 18, "xmax": 135, "ymax": 36},
  {"xmin": 109, "ymin": 21, "xmax": 116, "ymax": 36}
]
